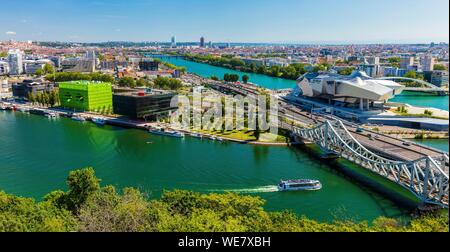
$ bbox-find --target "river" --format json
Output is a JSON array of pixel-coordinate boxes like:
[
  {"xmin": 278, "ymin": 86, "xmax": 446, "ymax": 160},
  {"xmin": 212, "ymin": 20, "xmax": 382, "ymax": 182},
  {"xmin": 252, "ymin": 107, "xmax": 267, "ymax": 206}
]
[
  {"xmin": 0, "ymin": 111, "xmax": 411, "ymax": 222},
  {"xmin": 156, "ymin": 56, "xmax": 449, "ymax": 111}
]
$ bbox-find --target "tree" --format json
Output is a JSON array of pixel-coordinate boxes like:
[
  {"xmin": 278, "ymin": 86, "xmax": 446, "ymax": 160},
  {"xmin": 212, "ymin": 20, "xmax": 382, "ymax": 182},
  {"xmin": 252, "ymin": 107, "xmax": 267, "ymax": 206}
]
[
  {"xmin": 27, "ymin": 92, "xmax": 36, "ymax": 104},
  {"xmin": 45, "ymin": 72, "xmax": 115, "ymax": 83},
  {"xmin": 338, "ymin": 67, "xmax": 356, "ymax": 76},
  {"xmin": 43, "ymin": 64, "xmax": 55, "ymax": 75},
  {"xmin": 65, "ymin": 167, "xmax": 101, "ymax": 212},
  {"xmin": 434, "ymin": 64, "xmax": 447, "ymax": 71},
  {"xmin": 242, "ymin": 75, "xmax": 249, "ymax": 84},
  {"xmin": 135, "ymin": 78, "xmax": 148, "ymax": 87},
  {"xmin": 404, "ymin": 71, "xmax": 417, "ymax": 79},
  {"xmin": 223, "ymin": 73, "xmax": 230, "ymax": 82},
  {"xmin": 118, "ymin": 77, "xmax": 136, "ymax": 88},
  {"xmin": 154, "ymin": 76, "xmax": 182, "ymax": 90},
  {"xmin": 388, "ymin": 57, "xmax": 401, "ymax": 68},
  {"xmin": 48, "ymin": 90, "xmax": 59, "ymax": 107},
  {"xmin": 210, "ymin": 76, "xmax": 219, "ymax": 81},
  {"xmin": 230, "ymin": 74, "xmax": 239, "ymax": 82},
  {"xmin": 35, "ymin": 68, "xmax": 44, "ymax": 76}
]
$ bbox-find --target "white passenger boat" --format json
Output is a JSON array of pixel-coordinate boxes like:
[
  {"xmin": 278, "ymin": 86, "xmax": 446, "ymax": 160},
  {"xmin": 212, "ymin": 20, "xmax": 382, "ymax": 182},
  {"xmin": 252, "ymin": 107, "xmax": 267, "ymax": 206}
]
[
  {"xmin": 92, "ymin": 117, "xmax": 106, "ymax": 126},
  {"xmin": 149, "ymin": 128, "xmax": 184, "ymax": 138},
  {"xmin": 190, "ymin": 133, "xmax": 203, "ymax": 139},
  {"xmin": 46, "ymin": 112, "xmax": 58, "ymax": 119},
  {"xmin": 71, "ymin": 115, "xmax": 86, "ymax": 122},
  {"xmin": 278, "ymin": 179, "xmax": 322, "ymax": 191}
]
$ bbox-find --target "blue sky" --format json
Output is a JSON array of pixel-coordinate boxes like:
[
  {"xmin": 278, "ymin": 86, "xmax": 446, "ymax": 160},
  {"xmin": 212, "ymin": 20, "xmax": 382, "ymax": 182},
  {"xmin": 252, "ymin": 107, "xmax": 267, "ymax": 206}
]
[{"xmin": 1, "ymin": 0, "xmax": 449, "ymax": 43}]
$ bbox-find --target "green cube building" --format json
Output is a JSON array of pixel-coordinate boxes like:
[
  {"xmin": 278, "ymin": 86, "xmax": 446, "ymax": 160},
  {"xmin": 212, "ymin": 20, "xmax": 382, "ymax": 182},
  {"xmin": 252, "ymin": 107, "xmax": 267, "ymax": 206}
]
[{"xmin": 59, "ymin": 81, "xmax": 113, "ymax": 113}]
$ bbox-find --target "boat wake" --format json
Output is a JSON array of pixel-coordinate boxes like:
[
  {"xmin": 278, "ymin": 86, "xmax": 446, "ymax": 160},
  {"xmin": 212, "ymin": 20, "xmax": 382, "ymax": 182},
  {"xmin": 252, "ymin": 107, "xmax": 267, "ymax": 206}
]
[{"xmin": 208, "ymin": 185, "xmax": 279, "ymax": 194}]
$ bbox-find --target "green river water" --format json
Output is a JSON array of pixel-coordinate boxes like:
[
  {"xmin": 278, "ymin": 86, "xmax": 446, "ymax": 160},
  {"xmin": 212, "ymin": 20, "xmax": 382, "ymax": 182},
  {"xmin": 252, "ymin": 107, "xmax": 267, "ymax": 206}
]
[{"xmin": 0, "ymin": 111, "xmax": 412, "ymax": 222}]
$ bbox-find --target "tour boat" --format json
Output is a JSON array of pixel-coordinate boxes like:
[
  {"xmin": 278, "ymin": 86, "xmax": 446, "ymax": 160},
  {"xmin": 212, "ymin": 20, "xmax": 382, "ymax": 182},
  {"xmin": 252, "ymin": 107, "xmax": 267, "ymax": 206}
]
[
  {"xmin": 92, "ymin": 117, "xmax": 106, "ymax": 126},
  {"xmin": 149, "ymin": 128, "xmax": 184, "ymax": 138},
  {"xmin": 278, "ymin": 179, "xmax": 322, "ymax": 191},
  {"xmin": 71, "ymin": 115, "xmax": 86, "ymax": 122},
  {"xmin": 190, "ymin": 133, "xmax": 203, "ymax": 139},
  {"xmin": 46, "ymin": 112, "xmax": 58, "ymax": 119}
]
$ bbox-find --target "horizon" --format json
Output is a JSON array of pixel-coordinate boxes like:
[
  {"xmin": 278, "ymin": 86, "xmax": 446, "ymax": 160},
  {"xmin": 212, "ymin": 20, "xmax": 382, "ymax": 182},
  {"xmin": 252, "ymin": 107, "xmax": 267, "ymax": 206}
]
[
  {"xmin": 1, "ymin": 0, "xmax": 449, "ymax": 44},
  {"xmin": 3, "ymin": 40, "xmax": 450, "ymax": 46}
]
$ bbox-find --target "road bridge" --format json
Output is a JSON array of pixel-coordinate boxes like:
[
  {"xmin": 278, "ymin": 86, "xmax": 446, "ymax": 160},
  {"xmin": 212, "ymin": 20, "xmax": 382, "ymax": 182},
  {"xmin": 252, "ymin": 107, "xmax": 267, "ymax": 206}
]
[{"xmin": 293, "ymin": 120, "xmax": 449, "ymax": 207}]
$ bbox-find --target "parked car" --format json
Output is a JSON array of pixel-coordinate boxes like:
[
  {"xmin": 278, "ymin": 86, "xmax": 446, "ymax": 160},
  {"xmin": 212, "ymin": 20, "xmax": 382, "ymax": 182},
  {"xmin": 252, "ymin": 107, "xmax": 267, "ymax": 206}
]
[{"xmin": 402, "ymin": 141, "xmax": 412, "ymax": 146}]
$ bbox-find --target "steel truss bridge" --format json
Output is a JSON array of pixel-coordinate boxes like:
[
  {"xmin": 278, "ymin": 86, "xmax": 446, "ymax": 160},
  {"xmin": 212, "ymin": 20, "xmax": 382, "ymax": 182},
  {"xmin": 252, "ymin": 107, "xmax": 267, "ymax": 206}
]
[{"xmin": 293, "ymin": 120, "xmax": 449, "ymax": 208}]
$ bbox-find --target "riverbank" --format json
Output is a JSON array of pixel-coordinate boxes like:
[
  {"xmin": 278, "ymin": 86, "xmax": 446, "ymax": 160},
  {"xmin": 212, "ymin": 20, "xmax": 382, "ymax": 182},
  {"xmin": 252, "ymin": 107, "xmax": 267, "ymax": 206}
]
[{"xmin": 1, "ymin": 101, "xmax": 296, "ymax": 147}]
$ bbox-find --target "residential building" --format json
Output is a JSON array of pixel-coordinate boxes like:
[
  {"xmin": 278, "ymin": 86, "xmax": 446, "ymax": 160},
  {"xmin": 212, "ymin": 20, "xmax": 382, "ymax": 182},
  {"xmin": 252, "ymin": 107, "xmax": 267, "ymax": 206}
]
[
  {"xmin": 23, "ymin": 59, "xmax": 52, "ymax": 74},
  {"xmin": 397, "ymin": 69, "xmax": 408, "ymax": 77},
  {"xmin": 112, "ymin": 89, "xmax": 177, "ymax": 120},
  {"xmin": 431, "ymin": 71, "xmax": 449, "ymax": 87},
  {"xmin": 59, "ymin": 81, "xmax": 113, "ymax": 112},
  {"xmin": 420, "ymin": 55, "xmax": 435, "ymax": 72},
  {"xmin": 0, "ymin": 61, "xmax": 9, "ymax": 75},
  {"xmin": 139, "ymin": 60, "xmax": 159, "ymax": 71},
  {"xmin": 7, "ymin": 49, "xmax": 23, "ymax": 75},
  {"xmin": 0, "ymin": 80, "xmax": 12, "ymax": 99},
  {"xmin": 384, "ymin": 67, "xmax": 399, "ymax": 77},
  {"xmin": 400, "ymin": 56, "xmax": 414, "ymax": 70},
  {"xmin": 365, "ymin": 56, "xmax": 380, "ymax": 65},
  {"xmin": 12, "ymin": 80, "xmax": 55, "ymax": 98},
  {"xmin": 358, "ymin": 64, "xmax": 381, "ymax": 77},
  {"xmin": 242, "ymin": 58, "xmax": 265, "ymax": 66},
  {"xmin": 61, "ymin": 58, "xmax": 95, "ymax": 72}
]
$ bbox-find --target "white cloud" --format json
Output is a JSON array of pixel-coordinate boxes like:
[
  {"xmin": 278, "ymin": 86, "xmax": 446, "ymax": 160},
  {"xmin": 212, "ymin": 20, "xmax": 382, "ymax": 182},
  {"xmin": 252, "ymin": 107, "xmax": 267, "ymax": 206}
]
[{"xmin": 5, "ymin": 31, "xmax": 17, "ymax": 35}]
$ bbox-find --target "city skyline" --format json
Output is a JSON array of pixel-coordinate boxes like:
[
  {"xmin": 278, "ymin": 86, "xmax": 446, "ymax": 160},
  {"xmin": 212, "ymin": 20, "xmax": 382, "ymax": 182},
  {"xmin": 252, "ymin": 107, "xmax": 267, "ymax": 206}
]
[{"xmin": 1, "ymin": 0, "xmax": 449, "ymax": 44}]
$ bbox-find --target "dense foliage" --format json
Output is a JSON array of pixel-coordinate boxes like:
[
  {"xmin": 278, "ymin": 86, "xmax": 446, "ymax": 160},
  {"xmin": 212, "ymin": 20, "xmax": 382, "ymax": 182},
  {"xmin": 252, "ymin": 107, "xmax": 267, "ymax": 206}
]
[
  {"xmin": 223, "ymin": 73, "xmax": 240, "ymax": 82},
  {"xmin": 45, "ymin": 72, "xmax": 115, "ymax": 83},
  {"xmin": 154, "ymin": 76, "xmax": 183, "ymax": 90},
  {"xmin": 27, "ymin": 90, "xmax": 60, "ymax": 107},
  {"xmin": 434, "ymin": 64, "xmax": 447, "ymax": 71},
  {"xmin": 0, "ymin": 168, "xmax": 448, "ymax": 232}
]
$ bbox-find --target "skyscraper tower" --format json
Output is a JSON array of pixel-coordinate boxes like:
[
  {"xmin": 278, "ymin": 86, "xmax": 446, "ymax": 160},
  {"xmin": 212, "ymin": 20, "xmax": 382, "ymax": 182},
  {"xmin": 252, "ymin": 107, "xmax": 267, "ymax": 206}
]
[
  {"xmin": 200, "ymin": 37, "xmax": 205, "ymax": 48},
  {"xmin": 171, "ymin": 36, "xmax": 177, "ymax": 48}
]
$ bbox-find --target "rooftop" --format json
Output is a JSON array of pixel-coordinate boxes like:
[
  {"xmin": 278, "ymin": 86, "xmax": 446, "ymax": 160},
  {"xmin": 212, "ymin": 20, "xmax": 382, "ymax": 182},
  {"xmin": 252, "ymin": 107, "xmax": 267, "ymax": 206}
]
[{"xmin": 113, "ymin": 88, "xmax": 174, "ymax": 97}]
